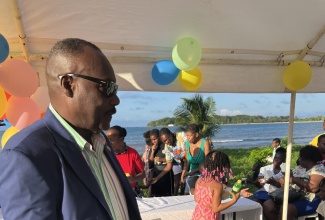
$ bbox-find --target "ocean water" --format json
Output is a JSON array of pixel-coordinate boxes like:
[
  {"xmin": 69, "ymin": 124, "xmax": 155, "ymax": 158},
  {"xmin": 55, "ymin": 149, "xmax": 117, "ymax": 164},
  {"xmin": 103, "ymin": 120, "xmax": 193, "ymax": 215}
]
[{"xmin": 1, "ymin": 122, "xmax": 323, "ymax": 154}]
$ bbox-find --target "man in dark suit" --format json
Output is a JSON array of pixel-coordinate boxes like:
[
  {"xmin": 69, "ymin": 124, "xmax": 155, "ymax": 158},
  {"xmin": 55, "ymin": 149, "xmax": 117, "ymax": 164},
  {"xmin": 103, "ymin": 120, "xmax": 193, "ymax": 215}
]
[{"xmin": 0, "ymin": 38, "xmax": 141, "ymax": 220}]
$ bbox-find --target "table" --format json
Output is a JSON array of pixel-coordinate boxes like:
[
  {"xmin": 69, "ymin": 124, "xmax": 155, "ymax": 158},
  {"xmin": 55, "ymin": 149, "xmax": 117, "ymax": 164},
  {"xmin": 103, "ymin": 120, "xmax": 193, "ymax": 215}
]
[{"xmin": 137, "ymin": 195, "xmax": 263, "ymax": 220}]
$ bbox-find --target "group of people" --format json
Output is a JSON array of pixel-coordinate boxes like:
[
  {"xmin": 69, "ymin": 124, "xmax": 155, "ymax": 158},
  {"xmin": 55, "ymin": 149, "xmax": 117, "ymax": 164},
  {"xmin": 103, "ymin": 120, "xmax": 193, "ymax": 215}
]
[
  {"xmin": 247, "ymin": 136, "xmax": 325, "ymax": 220},
  {"xmin": 139, "ymin": 123, "xmax": 210, "ymax": 197}
]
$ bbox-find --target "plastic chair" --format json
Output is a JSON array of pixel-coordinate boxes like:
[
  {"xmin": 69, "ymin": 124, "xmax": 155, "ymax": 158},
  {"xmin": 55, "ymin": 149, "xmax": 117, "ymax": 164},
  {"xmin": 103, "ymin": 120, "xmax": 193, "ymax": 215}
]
[{"xmin": 297, "ymin": 213, "xmax": 319, "ymax": 220}]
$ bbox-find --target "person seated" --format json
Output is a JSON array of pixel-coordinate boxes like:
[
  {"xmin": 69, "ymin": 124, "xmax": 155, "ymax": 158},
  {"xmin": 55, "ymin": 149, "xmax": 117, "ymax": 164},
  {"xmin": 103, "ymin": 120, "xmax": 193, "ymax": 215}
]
[
  {"xmin": 246, "ymin": 162, "xmax": 261, "ymax": 184},
  {"xmin": 106, "ymin": 126, "xmax": 145, "ymax": 191},
  {"xmin": 317, "ymin": 178, "xmax": 325, "ymax": 220},
  {"xmin": 263, "ymin": 145, "xmax": 325, "ymax": 220},
  {"xmin": 251, "ymin": 148, "xmax": 286, "ymax": 206},
  {"xmin": 318, "ymin": 134, "xmax": 325, "ymax": 163}
]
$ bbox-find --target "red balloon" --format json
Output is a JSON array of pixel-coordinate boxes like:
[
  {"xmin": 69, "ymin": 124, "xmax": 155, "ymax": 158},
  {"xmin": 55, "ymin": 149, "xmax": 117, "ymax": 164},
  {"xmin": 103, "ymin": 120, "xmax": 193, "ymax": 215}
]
[
  {"xmin": 6, "ymin": 97, "xmax": 41, "ymax": 129},
  {"xmin": 0, "ymin": 59, "xmax": 39, "ymax": 97}
]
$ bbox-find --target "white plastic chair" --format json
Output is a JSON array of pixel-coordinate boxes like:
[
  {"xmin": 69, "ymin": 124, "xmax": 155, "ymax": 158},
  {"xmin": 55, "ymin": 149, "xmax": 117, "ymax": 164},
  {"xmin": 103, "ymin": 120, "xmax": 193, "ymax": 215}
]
[{"xmin": 297, "ymin": 213, "xmax": 319, "ymax": 220}]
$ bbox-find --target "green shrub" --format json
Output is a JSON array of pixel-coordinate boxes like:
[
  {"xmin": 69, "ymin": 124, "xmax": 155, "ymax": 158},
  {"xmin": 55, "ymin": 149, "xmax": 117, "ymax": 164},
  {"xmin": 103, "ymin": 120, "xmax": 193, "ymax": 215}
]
[{"xmin": 248, "ymin": 147, "xmax": 273, "ymax": 167}]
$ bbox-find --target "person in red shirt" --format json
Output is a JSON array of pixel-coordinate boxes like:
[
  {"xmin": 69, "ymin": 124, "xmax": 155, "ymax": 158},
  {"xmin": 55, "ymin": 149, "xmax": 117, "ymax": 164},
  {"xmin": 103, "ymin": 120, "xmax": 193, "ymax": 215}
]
[{"xmin": 106, "ymin": 126, "xmax": 145, "ymax": 189}]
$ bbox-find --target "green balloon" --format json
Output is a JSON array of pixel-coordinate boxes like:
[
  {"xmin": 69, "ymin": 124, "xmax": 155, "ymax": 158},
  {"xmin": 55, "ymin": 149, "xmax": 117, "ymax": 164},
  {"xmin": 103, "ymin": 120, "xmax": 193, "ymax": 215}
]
[{"xmin": 172, "ymin": 37, "xmax": 202, "ymax": 71}]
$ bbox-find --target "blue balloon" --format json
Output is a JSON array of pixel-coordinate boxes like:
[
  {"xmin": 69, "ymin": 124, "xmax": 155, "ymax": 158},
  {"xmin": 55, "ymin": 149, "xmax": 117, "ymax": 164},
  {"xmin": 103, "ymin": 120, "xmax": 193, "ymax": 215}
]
[
  {"xmin": 151, "ymin": 60, "xmax": 180, "ymax": 85},
  {"xmin": 0, "ymin": 34, "xmax": 9, "ymax": 63},
  {"xmin": 3, "ymin": 119, "xmax": 11, "ymax": 127}
]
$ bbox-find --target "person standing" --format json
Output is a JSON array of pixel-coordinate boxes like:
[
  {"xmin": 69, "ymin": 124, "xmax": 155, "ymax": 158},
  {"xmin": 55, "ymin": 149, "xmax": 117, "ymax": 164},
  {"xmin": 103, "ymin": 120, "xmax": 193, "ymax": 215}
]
[
  {"xmin": 192, "ymin": 150, "xmax": 252, "ymax": 220},
  {"xmin": 148, "ymin": 129, "xmax": 174, "ymax": 197},
  {"xmin": 159, "ymin": 127, "xmax": 185, "ymax": 196},
  {"xmin": 106, "ymin": 126, "xmax": 145, "ymax": 190},
  {"xmin": 266, "ymin": 138, "xmax": 282, "ymax": 163},
  {"xmin": 0, "ymin": 38, "xmax": 141, "ymax": 219},
  {"xmin": 181, "ymin": 124, "xmax": 210, "ymax": 195}
]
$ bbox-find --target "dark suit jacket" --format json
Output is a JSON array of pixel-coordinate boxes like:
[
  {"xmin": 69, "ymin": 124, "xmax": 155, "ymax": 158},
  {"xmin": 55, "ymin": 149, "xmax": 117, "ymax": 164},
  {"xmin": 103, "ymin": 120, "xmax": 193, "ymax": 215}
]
[{"xmin": 0, "ymin": 109, "xmax": 141, "ymax": 220}]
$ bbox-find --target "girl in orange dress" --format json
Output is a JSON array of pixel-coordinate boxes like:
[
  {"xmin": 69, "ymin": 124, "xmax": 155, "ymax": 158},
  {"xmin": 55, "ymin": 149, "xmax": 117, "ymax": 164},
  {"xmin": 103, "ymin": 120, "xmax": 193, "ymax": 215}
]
[{"xmin": 192, "ymin": 150, "xmax": 244, "ymax": 220}]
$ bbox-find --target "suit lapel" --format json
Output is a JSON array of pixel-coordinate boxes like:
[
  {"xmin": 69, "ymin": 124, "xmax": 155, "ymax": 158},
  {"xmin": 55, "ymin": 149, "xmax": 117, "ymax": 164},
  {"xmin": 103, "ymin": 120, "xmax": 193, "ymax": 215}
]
[{"xmin": 42, "ymin": 109, "xmax": 112, "ymax": 218}]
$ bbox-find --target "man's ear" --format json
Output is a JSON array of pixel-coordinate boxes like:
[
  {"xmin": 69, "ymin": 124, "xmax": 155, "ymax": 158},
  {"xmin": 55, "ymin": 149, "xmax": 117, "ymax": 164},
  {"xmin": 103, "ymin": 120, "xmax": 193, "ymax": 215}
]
[{"xmin": 60, "ymin": 76, "xmax": 74, "ymax": 97}]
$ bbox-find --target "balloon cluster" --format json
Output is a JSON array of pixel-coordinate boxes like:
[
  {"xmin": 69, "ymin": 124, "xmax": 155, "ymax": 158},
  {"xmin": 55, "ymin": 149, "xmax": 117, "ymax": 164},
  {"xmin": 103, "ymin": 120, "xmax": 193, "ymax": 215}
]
[
  {"xmin": 0, "ymin": 34, "xmax": 50, "ymax": 148},
  {"xmin": 152, "ymin": 37, "xmax": 202, "ymax": 91},
  {"xmin": 282, "ymin": 61, "xmax": 312, "ymax": 91}
]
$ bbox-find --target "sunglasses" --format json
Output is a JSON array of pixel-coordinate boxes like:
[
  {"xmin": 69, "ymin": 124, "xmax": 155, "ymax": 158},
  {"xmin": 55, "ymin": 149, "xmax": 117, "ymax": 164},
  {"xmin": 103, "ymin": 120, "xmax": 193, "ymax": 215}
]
[{"xmin": 58, "ymin": 73, "xmax": 118, "ymax": 97}]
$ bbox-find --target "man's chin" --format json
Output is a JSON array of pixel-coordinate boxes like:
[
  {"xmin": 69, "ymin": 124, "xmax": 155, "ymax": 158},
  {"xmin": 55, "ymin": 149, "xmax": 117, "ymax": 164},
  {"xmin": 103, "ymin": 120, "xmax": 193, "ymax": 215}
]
[{"xmin": 100, "ymin": 122, "xmax": 111, "ymax": 131}]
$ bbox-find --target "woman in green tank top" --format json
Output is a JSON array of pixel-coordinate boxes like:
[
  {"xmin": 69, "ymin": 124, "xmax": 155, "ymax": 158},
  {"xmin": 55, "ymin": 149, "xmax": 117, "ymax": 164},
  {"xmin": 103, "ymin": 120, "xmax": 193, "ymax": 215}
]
[{"xmin": 181, "ymin": 124, "xmax": 210, "ymax": 195}]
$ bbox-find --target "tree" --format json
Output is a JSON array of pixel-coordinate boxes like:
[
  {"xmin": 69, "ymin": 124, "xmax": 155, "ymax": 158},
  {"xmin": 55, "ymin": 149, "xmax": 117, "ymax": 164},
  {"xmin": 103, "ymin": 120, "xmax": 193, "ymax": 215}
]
[{"xmin": 173, "ymin": 93, "xmax": 220, "ymax": 139}]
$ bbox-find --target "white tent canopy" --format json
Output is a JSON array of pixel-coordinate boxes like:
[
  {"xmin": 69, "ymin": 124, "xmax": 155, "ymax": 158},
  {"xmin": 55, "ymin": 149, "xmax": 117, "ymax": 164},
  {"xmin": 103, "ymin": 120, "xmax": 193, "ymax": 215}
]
[
  {"xmin": 1, "ymin": 0, "xmax": 325, "ymax": 93},
  {"xmin": 1, "ymin": 1, "xmax": 325, "ymax": 219}
]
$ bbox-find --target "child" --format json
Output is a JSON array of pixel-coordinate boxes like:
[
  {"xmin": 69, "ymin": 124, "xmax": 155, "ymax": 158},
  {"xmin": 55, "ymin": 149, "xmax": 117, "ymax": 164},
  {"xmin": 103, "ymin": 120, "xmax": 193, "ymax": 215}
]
[
  {"xmin": 192, "ymin": 150, "xmax": 250, "ymax": 220},
  {"xmin": 246, "ymin": 162, "xmax": 261, "ymax": 185}
]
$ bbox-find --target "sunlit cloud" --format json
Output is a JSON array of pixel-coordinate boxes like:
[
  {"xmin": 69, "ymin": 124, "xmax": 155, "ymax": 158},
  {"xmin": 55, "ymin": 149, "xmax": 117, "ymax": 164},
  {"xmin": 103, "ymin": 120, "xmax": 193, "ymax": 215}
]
[{"xmin": 219, "ymin": 109, "xmax": 243, "ymax": 116}]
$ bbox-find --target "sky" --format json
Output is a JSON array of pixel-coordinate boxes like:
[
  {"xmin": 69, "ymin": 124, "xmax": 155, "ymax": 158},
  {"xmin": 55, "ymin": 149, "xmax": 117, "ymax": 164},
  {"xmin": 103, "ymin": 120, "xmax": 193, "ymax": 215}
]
[{"xmin": 110, "ymin": 92, "xmax": 325, "ymax": 127}]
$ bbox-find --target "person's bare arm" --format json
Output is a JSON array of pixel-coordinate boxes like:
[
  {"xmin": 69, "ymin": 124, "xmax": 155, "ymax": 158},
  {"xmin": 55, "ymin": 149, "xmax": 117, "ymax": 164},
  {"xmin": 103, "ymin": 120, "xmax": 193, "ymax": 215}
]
[
  {"xmin": 128, "ymin": 171, "xmax": 145, "ymax": 184},
  {"xmin": 204, "ymin": 139, "xmax": 210, "ymax": 156},
  {"xmin": 194, "ymin": 179, "xmax": 199, "ymax": 202},
  {"xmin": 150, "ymin": 162, "xmax": 172, "ymax": 184},
  {"xmin": 266, "ymin": 177, "xmax": 282, "ymax": 188},
  {"xmin": 211, "ymin": 182, "xmax": 240, "ymax": 213},
  {"xmin": 291, "ymin": 174, "xmax": 324, "ymax": 193},
  {"xmin": 148, "ymin": 144, "xmax": 157, "ymax": 162},
  {"xmin": 181, "ymin": 154, "xmax": 188, "ymax": 184}
]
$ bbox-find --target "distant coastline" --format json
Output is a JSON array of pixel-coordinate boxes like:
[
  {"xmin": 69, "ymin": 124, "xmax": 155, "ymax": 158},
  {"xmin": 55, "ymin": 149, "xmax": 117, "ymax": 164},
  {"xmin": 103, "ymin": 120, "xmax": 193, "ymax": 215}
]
[{"xmin": 147, "ymin": 115, "xmax": 324, "ymax": 127}]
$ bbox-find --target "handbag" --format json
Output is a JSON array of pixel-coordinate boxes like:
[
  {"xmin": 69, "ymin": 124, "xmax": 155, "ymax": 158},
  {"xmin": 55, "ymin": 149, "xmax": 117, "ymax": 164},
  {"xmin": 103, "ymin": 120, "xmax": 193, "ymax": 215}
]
[{"xmin": 269, "ymin": 187, "xmax": 304, "ymax": 204}]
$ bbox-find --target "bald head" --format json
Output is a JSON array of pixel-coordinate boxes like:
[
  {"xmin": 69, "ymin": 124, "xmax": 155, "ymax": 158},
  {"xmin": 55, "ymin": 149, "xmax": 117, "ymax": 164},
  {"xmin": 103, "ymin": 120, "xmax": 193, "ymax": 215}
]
[
  {"xmin": 46, "ymin": 38, "xmax": 101, "ymax": 77},
  {"xmin": 46, "ymin": 38, "xmax": 105, "ymax": 101}
]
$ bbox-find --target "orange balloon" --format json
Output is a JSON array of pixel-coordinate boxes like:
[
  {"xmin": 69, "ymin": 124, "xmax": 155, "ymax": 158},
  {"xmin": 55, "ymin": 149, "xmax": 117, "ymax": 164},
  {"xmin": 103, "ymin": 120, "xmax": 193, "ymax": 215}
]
[
  {"xmin": 0, "ymin": 87, "xmax": 7, "ymax": 118},
  {"xmin": 6, "ymin": 97, "xmax": 41, "ymax": 129},
  {"xmin": 31, "ymin": 86, "xmax": 50, "ymax": 112},
  {"xmin": 0, "ymin": 59, "xmax": 39, "ymax": 97},
  {"xmin": 1, "ymin": 126, "xmax": 19, "ymax": 148}
]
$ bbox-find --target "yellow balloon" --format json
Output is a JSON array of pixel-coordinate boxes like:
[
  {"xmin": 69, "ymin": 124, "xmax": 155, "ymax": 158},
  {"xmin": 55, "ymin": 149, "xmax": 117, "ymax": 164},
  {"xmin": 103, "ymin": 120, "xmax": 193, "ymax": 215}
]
[
  {"xmin": 0, "ymin": 86, "xmax": 7, "ymax": 118},
  {"xmin": 1, "ymin": 126, "xmax": 19, "ymax": 148},
  {"xmin": 310, "ymin": 133, "xmax": 325, "ymax": 147},
  {"xmin": 179, "ymin": 67, "xmax": 202, "ymax": 91},
  {"xmin": 282, "ymin": 61, "xmax": 312, "ymax": 91}
]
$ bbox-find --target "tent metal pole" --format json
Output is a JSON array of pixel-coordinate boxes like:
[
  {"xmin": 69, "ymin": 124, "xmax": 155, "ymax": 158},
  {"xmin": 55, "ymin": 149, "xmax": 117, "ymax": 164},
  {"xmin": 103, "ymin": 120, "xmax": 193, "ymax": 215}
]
[
  {"xmin": 282, "ymin": 91, "xmax": 296, "ymax": 220},
  {"xmin": 282, "ymin": 23, "xmax": 325, "ymax": 220}
]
